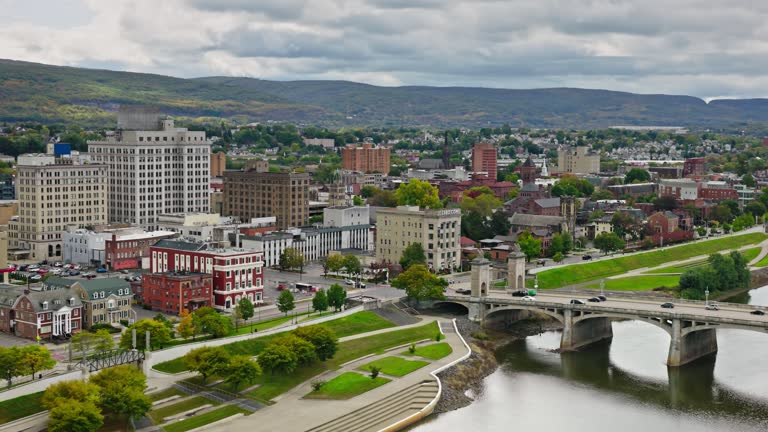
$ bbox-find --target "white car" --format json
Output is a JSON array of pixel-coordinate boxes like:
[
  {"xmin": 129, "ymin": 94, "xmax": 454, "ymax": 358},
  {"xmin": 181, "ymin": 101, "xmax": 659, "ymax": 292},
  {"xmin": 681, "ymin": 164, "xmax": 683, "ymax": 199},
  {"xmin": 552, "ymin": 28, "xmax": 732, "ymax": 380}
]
[
  {"xmin": 344, "ymin": 279, "xmax": 355, "ymax": 286},
  {"xmin": 522, "ymin": 296, "xmax": 536, "ymax": 301}
]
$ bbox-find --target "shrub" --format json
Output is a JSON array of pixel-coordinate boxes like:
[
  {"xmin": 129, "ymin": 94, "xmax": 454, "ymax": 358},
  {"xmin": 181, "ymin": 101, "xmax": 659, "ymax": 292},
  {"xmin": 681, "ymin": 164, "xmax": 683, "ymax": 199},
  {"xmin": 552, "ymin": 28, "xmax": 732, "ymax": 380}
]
[
  {"xmin": 435, "ymin": 332, "xmax": 443, "ymax": 342},
  {"xmin": 90, "ymin": 323, "xmax": 119, "ymax": 334},
  {"xmin": 311, "ymin": 380, "xmax": 325, "ymax": 391},
  {"xmin": 369, "ymin": 366, "xmax": 381, "ymax": 379},
  {"xmin": 471, "ymin": 331, "xmax": 489, "ymax": 340},
  {"xmin": 408, "ymin": 343, "xmax": 416, "ymax": 354}
]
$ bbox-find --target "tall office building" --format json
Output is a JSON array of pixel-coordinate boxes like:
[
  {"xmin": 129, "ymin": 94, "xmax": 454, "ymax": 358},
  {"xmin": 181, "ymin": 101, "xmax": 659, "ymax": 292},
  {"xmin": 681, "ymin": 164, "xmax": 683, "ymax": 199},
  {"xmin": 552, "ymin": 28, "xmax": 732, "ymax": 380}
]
[
  {"xmin": 12, "ymin": 154, "xmax": 108, "ymax": 259},
  {"xmin": 88, "ymin": 107, "xmax": 210, "ymax": 229},
  {"xmin": 341, "ymin": 144, "xmax": 391, "ymax": 175},
  {"xmin": 223, "ymin": 162, "xmax": 309, "ymax": 229},
  {"xmin": 210, "ymin": 152, "xmax": 226, "ymax": 177},
  {"xmin": 555, "ymin": 146, "xmax": 600, "ymax": 174},
  {"xmin": 376, "ymin": 206, "xmax": 461, "ymax": 271},
  {"xmin": 472, "ymin": 143, "xmax": 497, "ymax": 180}
]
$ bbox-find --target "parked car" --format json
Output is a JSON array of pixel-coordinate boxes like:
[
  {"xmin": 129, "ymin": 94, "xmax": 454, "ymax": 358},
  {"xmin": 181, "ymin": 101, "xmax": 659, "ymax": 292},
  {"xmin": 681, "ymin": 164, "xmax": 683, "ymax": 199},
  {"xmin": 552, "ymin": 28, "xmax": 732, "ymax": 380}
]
[
  {"xmin": 36, "ymin": 269, "xmax": 48, "ymax": 275},
  {"xmin": 53, "ymin": 262, "xmax": 62, "ymax": 267},
  {"xmin": 96, "ymin": 268, "xmax": 107, "ymax": 273},
  {"xmin": 588, "ymin": 297, "xmax": 601, "ymax": 302},
  {"xmin": 344, "ymin": 279, "xmax": 355, "ymax": 286},
  {"xmin": 120, "ymin": 269, "xmax": 130, "ymax": 274},
  {"xmin": 354, "ymin": 281, "xmax": 366, "ymax": 288},
  {"xmin": 750, "ymin": 309, "xmax": 765, "ymax": 316},
  {"xmin": 536, "ymin": 259, "xmax": 546, "ymax": 266},
  {"xmin": 276, "ymin": 284, "xmax": 287, "ymax": 291},
  {"xmin": 29, "ymin": 275, "xmax": 42, "ymax": 281},
  {"xmin": 68, "ymin": 270, "xmax": 80, "ymax": 276},
  {"xmin": 705, "ymin": 303, "xmax": 719, "ymax": 311},
  {"xmin": 661, "ymin": 302, "xmax": 675, "ymax": 309},
  {"xmin": 27, "ymin": 266, "xmax": 39, "ymax": 272},
  {"xmin": 582, "ymin": 255, "xmax": 593, "ymax": 261},
  {"xmin": 570, "ymin": 299, "xmax": 586, "ymax": 305},
  {"xmin": 522, "ymin": 296, "xmax": 536, "ymax": 301}
]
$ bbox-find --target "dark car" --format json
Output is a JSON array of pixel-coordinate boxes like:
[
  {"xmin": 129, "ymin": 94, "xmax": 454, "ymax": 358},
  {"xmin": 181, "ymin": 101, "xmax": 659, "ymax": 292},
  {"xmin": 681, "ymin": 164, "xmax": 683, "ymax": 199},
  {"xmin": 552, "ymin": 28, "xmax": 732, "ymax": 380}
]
[
  {"xmin": 661, "ymin": 302, "xmax": 675, "ymax": 309},
  {"xmin": 570, "ymin": 299, "xmax": 586, "ymax": 305},
  {"xmin": 68, "ymin": 270, "xmax": 80, "ymax": 276},
  {"xmin": 597, "ymin": 295, "xmax": 607, "ymax": 302},
  {"xmin": 456, "ymin": 288, "xmax": 471, "ymax": 295},
  {"xmin": 588, "ymin": 297, "xmax": 601, "ymax": 302},
  {"xmin": 512, "ymin": 290, "xmax": 528, "ymax": 297},
  {"xmin": 582, "ymin": 255, "xmax": 592, "ymax": 261},
  {"xmin": 750, "ymin": 309, "xmax": 765, "ymax": 316}
]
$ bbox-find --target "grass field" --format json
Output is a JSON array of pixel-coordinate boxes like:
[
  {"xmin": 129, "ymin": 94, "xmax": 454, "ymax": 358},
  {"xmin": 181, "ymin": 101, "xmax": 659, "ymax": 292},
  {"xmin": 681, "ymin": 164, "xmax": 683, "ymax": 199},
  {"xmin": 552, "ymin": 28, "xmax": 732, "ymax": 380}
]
[
  {"xmin": 153, "ymin": 311, "xmax": 395, "ymax": 374},
  {"xmin": 246, "ymin": 321, "xmax": 439, "ymax": 402},
  {"xmin": 0, "ymin": 392, "xmax": 44, "ymax": 424},
  {"xmin": 754, "ymin": 254, "xmax": 768, "ymax": 268},
  {"xmin": 148, "ymin": 387, "xmax": 186, "ymax": 402},
  {"xmin": 149, "ymin": 396, "xmax": 218, "ymax": 424},
  {"xmin": 358, "ymin": 356, "xmax": 429, "ymax": 377},
  {"xmin": 645, "ymin": 246, "xmax": 761, "ymax": 274},
  {"xmin": 305, "ymin": 372, "xmax": 390, "ymax": 400},
  {"xmin": 161, "ymin": 405, "xmax": 249, "ymax": 432},
  {"xmin": 534, "ymin": 233, "xmax": 767, "ymax": 289},
  {"xmin": 402, "ymin": 343, "xmax": 453, "ymax": 360},
  {"xmin": 583, "ymin": 275, "xmax": 680, "ymax": 291}
]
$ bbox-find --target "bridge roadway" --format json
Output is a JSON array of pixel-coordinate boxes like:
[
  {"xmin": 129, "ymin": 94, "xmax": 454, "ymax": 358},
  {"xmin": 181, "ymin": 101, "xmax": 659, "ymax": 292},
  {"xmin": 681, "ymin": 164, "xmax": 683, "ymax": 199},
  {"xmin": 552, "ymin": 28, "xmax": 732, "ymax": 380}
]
[{"xmin": 441, "ymin": 291, "xmax": 768, "ymax": 367}]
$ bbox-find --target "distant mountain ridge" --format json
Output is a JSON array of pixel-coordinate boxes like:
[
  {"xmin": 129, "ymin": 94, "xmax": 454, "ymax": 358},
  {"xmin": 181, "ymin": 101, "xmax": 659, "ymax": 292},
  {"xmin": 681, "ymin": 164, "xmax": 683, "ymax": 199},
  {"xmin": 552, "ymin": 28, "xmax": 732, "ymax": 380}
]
[{"xmin": 1, "ymin": 59, "xmax": 768, "ymax": 128}]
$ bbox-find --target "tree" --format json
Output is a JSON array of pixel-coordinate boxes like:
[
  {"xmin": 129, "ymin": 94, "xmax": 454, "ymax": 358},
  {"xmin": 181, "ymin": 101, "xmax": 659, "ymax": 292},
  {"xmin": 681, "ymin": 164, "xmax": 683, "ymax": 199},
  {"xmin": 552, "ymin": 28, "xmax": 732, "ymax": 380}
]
[
  {"xmin": 624, "ymin": 168, "xmax": 651, "ymax": 184},
  {"xmin": 48, "ymin": 400, "xmax": 103, "ymax": 432},
  {"xmin": 551, "ymin": 174, "xmax": 594, "ymax": 198},
  {"xmin": 322, "ymin": 254, "xmax": 345, "ymax": 277},
  {"xmin": 177, "ymin": 309, "xmax": 196, "ymax": 340},
  {"xmin": 553, "ymin": 252, "xmax": 564, "ymax": 263},
  {"xmin": 361, "ymin": 185, "xmax": 377, "ymax": 198},
  {"xmin": 722, "ymin": 199, "xmax": 741, "ymax": 217},
  {"xmin": 258, "ymin": 342, "xmax": 298, "ymax": 375},
  {"xmin": 237, "ymin": 297, "xmax": 255, "ymax": 330},
  {"xmin": 516, "ymin": 231, "xmax": 542, "ymax": 262},
  {"xmin": 368, "ymin": 189, "xmax": 398, "ymax": 207},
  {"xmin": 195, "ymin": 309, "xmax": 234, "ymax": 338},
  {"xmin": 327, "ymin": 283, "xmax": 347, "ymax": 312},
  {"xmin": 277, "ymin": 290, "xmax": 296, "ymax": 316},
  {"xmin": 746, "ymin": 201, "xmax": 767, "ymax": 219},
  {"xmin": 549, "ymin": 233, "xmax": 573, "ymax": 257},
  {"xmin": 19, "ymin": 345, "xmax": 55, "ymax": 380},
  {"xmin": 710, "ymin": 204, "xmax": 733, "ymax": 223},
  {"xmin": 279, "ymin": 247, "xmax": 305, "ymax": 272},
  {"xmin": 395, "ymin": 178, "xmax": 442, "ymax": 209},
  {"xmin": 225, "ymin": 355, "xmax": 262, "ymax": 391},
  {"xmin": 43, "ymin": 380, "xmax": 101, "ymax": 409},
  {"xmin": 611, "ymin": 211, "xmax": 644, "ymax": 241},
  {"xmin": 71, "ymin": 330, "xmax": 114, "ymax": 355},
  {"xmin": 293, "ymin": 325, "xmax": 338, "ymax": 361},
  {"xmin": 742, "ymin": 173, "xmax": 756, "ymax": 187},
  {"xmin": 119, "ymin": 319, "xmax": 172, "ymax": 351},
  {"xmin": 591, "ymin": 189, "xmax": 614, "ymax": 201},
  {"xmin": 594, "ymin": 232, "xmax": 626, "ymax": 255},
  {"xmin": 352, "ymin": 195, "xmax": 365, "ymax": 206},
  {"xmin": 312, "ymin": 289, "xmax": 329, "ymax": 313},
  {"xmin": 399, "ymin": 242, "xmax": 427, "ymax": 270},
  {"xmin": 391, "ymin": 264, "xmax": 447, "ymax": 304},
  {"xmin": 460, "ymin": 188, "xmax": 502, "ymax": 218},
  {"xmin": 342, "ymin": 255, "xmax": 362, "ymax": 277},
  {"xmin": 90, "ymin": 365, "xmax": 151, "ymax": 420},
  {"xmin": 0, "ymin": 347, "xmax": 22, "ymax": 387},
  {"xmin": 654, "ymin": 195, "xmax": 678, "ymax": 211},
  {"xmin": 276, "ymin": 334, "xmax": 317, "ymax": 365},
  {"xmin": 184, "ymin": 346, "xmax": 231, "ymax": 384}
]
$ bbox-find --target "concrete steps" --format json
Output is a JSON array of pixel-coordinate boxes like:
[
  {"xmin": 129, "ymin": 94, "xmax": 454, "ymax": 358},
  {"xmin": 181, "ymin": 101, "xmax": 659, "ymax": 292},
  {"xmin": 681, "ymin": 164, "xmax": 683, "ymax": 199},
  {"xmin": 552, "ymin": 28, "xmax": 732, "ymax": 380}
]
[
  {"xmin": 306, "ymin": 380, "xmax": 439, "ymax": 432},
  {"xmin": 373, "ymin": 305, "xmax": 421, "ymax": 326}
]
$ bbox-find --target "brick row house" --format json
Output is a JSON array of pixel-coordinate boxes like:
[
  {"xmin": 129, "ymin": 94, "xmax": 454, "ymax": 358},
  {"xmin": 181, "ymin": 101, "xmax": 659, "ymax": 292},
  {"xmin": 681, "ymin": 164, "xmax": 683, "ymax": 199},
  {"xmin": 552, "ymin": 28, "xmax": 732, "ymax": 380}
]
[
  {"xmin": 0, "ymin": 286, "xmax": 83, "ymax": 341},
  {"xmin": 148, "ymin": 240, "xmax": 264, "ymax": 311},
  {"xmin": 44, "ymin": 277, "xmax": 134, "ymax": 329},
  {"xmin": 141, "ymin": 272, "xmax": 213, "ymax": 315}
]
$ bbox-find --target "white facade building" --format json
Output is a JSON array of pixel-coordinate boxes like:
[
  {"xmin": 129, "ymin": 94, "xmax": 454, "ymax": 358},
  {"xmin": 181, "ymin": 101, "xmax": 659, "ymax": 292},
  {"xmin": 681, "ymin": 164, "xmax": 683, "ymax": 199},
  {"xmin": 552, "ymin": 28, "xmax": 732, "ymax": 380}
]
[
  {"xmin": 62, "ymin": 228, "xmax": 108, "ymax": 265},
  {"xmin": 88, "ymin": 108, "xmax": 210, "ymax": 229},
  {"xmin": 324, "ymin": 206, "xmax": 370, "ymax": 228},
  {"xmin": 157, "ymin": 213, "xmax": 277, "ymax": 246}
]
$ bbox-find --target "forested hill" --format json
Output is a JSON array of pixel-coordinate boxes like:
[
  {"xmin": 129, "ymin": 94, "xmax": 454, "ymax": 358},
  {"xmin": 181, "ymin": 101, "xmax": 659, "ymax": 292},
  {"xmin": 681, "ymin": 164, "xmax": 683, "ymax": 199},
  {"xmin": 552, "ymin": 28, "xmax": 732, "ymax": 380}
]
[{"xmin": 2, "ymin": 59, "xmax": 768, "ymax": 128}]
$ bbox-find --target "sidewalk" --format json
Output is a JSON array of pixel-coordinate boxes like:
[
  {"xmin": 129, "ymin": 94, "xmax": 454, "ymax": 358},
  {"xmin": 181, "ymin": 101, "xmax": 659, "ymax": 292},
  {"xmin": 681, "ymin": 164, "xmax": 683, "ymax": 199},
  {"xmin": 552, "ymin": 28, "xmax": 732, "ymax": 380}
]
[{"xmin": 205, "ymin": 319, "xmax": 470, "ymax": 432}]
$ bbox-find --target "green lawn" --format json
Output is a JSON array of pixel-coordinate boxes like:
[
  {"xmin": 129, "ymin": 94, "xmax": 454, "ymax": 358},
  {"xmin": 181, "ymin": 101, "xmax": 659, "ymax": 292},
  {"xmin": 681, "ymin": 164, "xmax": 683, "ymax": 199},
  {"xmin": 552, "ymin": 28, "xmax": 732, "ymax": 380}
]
[
  {"xmin": 534, "ymin": 233, "xmax": 767, "ymax": 289},
  {"xmin": 0, "ymin": 391, "xmax": 44, "ymax": 423},
  {"xmin": 402, "ymin": 342, "xmax": 453, "ymax": 360},
  {"xmin": 319, "ymin": 311, "xmax": 396, "ymax": 338},
  {"xmin": 161, "ymin": 405, "xmax": 249, "ymax": 432},
  {"xmin": 742, "ymin": 247, "xmax": 762, "ymax": 263},
  {"xmin": 304, "ymin": 372, "xmax": 390, "ymax": 400},
  {"xmin": 245, "ymin": 321, "xmax": 440, "ymax": 402},
  {"xmin": 149, "ymin": 396, "xmax": 218, "ymax": 424},
  {"xmin": 646, "ymin": 247, "xmax": 761, "ymax": 274},
  {"xmin": 148, "ymin": 387, "xmax": 186, "ymax": 402},
  {"xmin": 358, "ymin": 356, "xmax": 429, "ymax": 377},
  {"xmin": 582, "ymin": 275, "xmax": 680, "ymax": 291},
  {"xmin": 153, "ymin": 311, "xmax": 396, "ymax": 374},
  {"xmin": 754, "ymin": 254, "xmax": 768, "ymax": 268}
]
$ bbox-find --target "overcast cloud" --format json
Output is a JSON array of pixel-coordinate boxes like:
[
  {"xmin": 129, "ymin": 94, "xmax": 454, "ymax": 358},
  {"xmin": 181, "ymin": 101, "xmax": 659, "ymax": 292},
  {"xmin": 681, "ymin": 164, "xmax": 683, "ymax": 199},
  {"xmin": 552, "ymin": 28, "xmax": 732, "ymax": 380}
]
[{"xmin": 1, "ymin": 0, "xmax": 768, "ymax": 99}]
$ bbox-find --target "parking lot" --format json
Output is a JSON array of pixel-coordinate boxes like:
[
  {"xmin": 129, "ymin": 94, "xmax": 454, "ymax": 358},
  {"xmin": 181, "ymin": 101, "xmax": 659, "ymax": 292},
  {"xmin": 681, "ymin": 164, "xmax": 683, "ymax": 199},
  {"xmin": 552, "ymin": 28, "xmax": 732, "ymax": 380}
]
[{"xmin": 6, "ymin": 261, "xmax": 144, "ymax": 286}]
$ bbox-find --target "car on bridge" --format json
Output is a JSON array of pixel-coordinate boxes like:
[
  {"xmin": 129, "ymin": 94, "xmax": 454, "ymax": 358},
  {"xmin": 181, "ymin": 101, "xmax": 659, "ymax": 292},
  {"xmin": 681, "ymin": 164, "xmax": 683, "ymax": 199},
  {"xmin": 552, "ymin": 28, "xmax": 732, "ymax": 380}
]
[
  {"xmin": 588, "ymin": 297, "xmax": 601, "ymax": 302},
  {"xmin": 512, "ymin": 290, "xmax": 528, "ymax": 297},
  {"xmin": 750, "ymin": 309, "xmax": 765, "ymax": 315},
  {"xmin": 455, "ymin": 288, "xmax": 471, "ymax": 295},
  {"xmin": 522, "ymin": 296, "xmax": 536, "ymax": 301},
  {"xmin": 582, "ymin": 255, "xmax": 593, "ymax": 261},
  {"xmin": 705, "ymin": 303, "xmax": 720, "ymax": 311},
  {"xmin": 570, "ymin": 299, "xmax": 586, "ymax": 305},
  {"xmin": 660, "ymin": 302, "xmax": 675, "ymax": 309}
]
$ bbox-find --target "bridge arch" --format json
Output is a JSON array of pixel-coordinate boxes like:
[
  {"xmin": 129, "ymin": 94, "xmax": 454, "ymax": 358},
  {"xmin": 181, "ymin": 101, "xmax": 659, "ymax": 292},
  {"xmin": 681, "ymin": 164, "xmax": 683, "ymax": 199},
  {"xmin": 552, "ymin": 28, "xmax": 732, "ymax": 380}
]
[
  {"xmin": 432, "ymin": 301, "xmax": 470, "ymax": 315},
  {"xmin": 680, "ymin": 323, "xmax": 768, "ymax": 337},
  {"xmin": 485, "ymin": 305, "xmax": 565, "ymax": 324},
  {"xmin": 572, "ymin": 312, "xmax": 673, "ymax": 335}
]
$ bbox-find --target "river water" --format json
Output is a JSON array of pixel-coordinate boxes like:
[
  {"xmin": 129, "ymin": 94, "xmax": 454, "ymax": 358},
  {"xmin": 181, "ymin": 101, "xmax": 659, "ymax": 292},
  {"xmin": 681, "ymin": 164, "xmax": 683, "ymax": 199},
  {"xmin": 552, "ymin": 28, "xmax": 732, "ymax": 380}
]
[{"xmin": 411, "ymin": 287, "xmax": 768, "ymax": 432}]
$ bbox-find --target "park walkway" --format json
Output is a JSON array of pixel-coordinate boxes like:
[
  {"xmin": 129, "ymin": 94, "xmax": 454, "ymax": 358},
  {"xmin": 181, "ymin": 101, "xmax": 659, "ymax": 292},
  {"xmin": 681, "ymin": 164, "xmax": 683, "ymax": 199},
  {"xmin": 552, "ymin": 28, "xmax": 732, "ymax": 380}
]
[{"xmin": 203, "ymin": 318, "xmax": 470, "ymax": 432}]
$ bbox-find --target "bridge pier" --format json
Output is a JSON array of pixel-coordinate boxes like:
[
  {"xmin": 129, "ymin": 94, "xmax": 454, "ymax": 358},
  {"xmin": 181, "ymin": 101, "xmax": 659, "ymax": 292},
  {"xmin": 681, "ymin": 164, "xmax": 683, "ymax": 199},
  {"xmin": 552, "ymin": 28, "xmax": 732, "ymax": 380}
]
[
  {"xmin": 560, "ymin": 310, "xmax": 613, "ymax": 351},
  {"xmin": 667, "ymin": 320, "xmax": 718, "ymax": 367}
]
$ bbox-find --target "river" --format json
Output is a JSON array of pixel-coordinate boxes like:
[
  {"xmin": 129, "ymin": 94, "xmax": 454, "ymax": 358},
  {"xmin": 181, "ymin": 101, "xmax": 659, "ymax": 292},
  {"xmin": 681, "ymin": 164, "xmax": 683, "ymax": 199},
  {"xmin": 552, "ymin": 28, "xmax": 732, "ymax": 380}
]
[{"xmin": 411, "ymin": 286, "xmax": 768, "ymax": 432}]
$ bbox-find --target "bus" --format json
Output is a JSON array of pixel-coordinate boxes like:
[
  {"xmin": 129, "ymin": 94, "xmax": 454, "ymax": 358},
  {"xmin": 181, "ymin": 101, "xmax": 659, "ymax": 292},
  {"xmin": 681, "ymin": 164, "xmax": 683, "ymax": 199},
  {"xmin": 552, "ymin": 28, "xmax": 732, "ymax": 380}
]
[{"xmin": 295, "ymin": 282, "xmax": 318, "ymax": 292}]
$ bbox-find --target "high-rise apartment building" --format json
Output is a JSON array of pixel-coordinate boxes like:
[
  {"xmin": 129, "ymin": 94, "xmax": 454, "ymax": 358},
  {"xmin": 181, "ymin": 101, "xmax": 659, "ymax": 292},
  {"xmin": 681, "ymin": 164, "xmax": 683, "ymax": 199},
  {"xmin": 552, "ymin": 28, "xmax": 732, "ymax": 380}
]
[
  {"xmin": 472, "ymin": 143, "xmax": 497, "ymax": 180},
  {"xmin": 88, "ymin": 107, "xmax": 210, "ymax": 229},
  {"xmin": 376, "ymin": 206, "xmax": 461, "ymax": 271},
  {"xmin": 683, "ymin": 157, "xmax": 706, "ymax": 177},
  {"xmin": 12, "ymin": 154, "xmax": 108, "ymax": 259},
  {"xmin": 210, "ymin": 152, "xmax": 226, "ymax": 177},
  {"xmin": 223, "ymin": 162, "xmax": 309, "ymax": 229},
  {"xmin": 341, "ymin": 144, "xmax": 390, "ymax": 175},
  {"xmin": 555, "ymin": 146, "xmax": 600, "ymax": 174}
]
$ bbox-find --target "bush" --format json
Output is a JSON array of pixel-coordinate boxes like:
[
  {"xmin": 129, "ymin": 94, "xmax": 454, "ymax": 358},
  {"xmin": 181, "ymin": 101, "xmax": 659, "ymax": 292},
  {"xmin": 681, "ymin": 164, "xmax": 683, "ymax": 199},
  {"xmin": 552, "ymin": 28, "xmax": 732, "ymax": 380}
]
[
  {"xmin": 311, "ymin": 380, "xmax": 325, "ymax": 391},
  {"xmin": 119, "ymin": 320, "xmax": 129, "ymax": 327},
  {"xmin": 408, "ymin": 343, "xmax": 416, "ymax": 354},
  {"xmin": 471, "ymin": 331, "xmax": 489, "ymax": 340},
  {"xmin": 369, "ymin": 366, "xmax": 381, "ymax": 379},
  {"xmin": 90, "ymin": 323, "xmax": 119, "ymax": 334},
  {"xmin": 435, "ymin": 332, "xmax": 443, "ymax": 342}
]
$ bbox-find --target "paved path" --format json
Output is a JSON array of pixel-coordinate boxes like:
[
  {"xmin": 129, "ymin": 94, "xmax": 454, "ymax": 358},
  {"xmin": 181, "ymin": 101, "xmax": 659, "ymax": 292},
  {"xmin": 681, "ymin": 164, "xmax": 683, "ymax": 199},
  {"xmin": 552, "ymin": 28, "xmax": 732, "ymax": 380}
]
[{"xmin": 204, "ymin": 318, "xmax": 469, "ymax": 432}]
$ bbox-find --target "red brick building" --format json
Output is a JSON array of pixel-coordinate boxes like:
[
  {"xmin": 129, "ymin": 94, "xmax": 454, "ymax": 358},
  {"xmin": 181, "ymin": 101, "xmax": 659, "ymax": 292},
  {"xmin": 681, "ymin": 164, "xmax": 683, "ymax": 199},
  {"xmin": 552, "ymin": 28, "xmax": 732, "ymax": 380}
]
[
  {"xmin": 341, "ymin": 144, "xmax": 391, "ymax": 175},
  {"xmin": 0, "ymin": 287, "xmax": 83, "ymax": 341},
  {"xmin": 105, "ymin": 230, "xmax": 176, "ymax": 271},
  {"xmin": 472, "ymin": 143, "xmax": 497, "ymax": 181},
  {"xmin": 699, "ymin": 185, "xmax": 738, "ymax": 201},
  {"xmin": 683, "ymin": 157, "xmax": 706, "ymax": 177},
  {"xmin": 150, "ymin": 240, "xmax": 264, "ymax": 310},
  {"xmin": 141, "ymin": 272, "xmax": 213, "ymax": 315}
]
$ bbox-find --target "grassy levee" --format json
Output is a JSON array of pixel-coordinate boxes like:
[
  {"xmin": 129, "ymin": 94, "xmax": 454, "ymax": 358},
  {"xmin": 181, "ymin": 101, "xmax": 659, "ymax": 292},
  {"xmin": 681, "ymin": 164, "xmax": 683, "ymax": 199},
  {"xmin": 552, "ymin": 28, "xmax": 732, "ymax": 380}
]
[
  {"xmin": 0, "ymin": 392, "xmax": 44, "ymax": 424},
  {"xmin": 358, "ymin": 356, "xmax": 429, "ymax": 377},
  {"xmin": 402, "ymin": 342, "xmax": 453, "ymax": 360},
  {"xmin": 305, "ymin": 372, "xmax": 390, "ymax": 400},
  {"xmin": 535, "ymin": 233, "xmax": 767, "ymax": 289},
  {"xmin": 148, "ymin": 396, "xmax": 219, "ymax": 424},
  {"xmin": 161, "ymin": 405, "xmax": 249, "ymax": 432},
  {"xmin": 582, "ymin": 275, "xmax": 680, "ymax": 291}
]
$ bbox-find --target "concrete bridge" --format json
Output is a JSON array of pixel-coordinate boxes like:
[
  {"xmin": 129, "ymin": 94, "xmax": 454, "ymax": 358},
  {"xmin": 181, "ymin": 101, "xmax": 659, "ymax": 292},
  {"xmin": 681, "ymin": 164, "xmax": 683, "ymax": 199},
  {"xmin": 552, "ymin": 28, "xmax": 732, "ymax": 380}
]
[{"xmin": 435, "ymin": 258, "xmax": 768, "ymax": 367}]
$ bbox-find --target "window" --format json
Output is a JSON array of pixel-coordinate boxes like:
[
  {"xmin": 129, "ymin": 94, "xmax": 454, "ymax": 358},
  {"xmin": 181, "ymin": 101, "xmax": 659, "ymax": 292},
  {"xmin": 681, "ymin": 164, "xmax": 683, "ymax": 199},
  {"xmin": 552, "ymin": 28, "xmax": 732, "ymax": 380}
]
[{"xmin": 42, "ymin": 301, "xmax": 48, "ymax": 310}]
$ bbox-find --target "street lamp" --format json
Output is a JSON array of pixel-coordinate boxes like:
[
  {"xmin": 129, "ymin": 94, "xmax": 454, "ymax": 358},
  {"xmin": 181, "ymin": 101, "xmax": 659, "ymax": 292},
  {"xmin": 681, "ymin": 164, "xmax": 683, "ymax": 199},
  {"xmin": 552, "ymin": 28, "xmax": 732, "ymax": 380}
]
[
  {"xmin": 600, "ymin": 279, "xmax": 605, "ymax": 297},
  {"xmin": 534, "ymin": 275, "xmax": 538, "ymax": 293},
  {"xmin": 705, "ymin": 287, "xmax": 709, "ymax": 306}
]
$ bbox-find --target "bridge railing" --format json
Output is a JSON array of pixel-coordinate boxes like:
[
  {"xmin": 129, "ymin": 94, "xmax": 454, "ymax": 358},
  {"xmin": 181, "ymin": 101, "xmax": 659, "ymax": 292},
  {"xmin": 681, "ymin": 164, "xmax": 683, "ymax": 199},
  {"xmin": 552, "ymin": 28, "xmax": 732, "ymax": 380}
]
[{"xmin": 551, "ymin": 288, "xmax": 764, "ymax": 311}]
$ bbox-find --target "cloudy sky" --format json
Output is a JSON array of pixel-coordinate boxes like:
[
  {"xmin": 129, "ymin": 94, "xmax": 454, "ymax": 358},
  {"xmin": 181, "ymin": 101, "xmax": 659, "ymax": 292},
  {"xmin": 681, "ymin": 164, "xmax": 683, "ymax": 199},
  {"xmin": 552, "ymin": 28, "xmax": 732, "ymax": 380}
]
[{"xmin": 1, "ymin": 0, "xmax": 767, "ymax": 99}]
